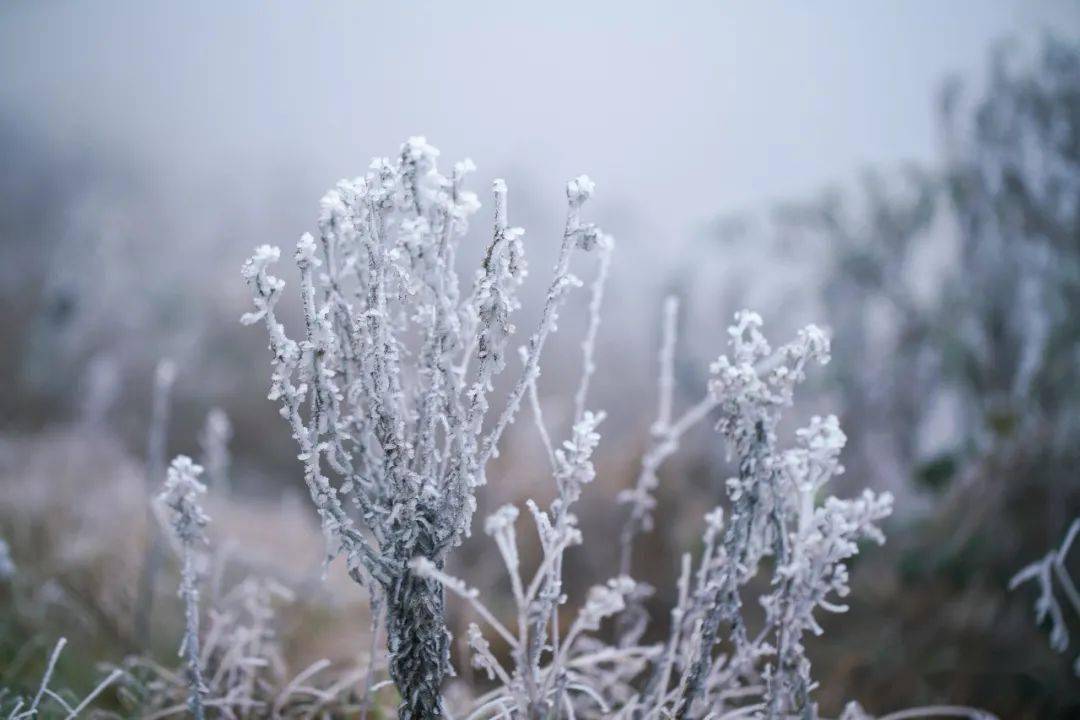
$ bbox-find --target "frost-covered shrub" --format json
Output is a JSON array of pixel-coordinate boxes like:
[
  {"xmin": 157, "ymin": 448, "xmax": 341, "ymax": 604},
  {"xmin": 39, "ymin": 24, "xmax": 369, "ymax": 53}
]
[
  {"xmin": 242, "ymin": 138, "xmax": 610, "ymax": 718},
  {"xmin": 0, "ymin": 138, "xmax": 1007, "ymax": 720}
]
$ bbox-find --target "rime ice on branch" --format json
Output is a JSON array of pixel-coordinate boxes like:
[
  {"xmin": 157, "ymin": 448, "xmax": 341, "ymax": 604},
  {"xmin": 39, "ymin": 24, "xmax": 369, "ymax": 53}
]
[
  {"xmin": 242, "ymin": 137, "xmax": 611, "ymax": 718},
  {"xmin": 1011, "ymin": 518, "xmax": 1080, "ymax": 677}
]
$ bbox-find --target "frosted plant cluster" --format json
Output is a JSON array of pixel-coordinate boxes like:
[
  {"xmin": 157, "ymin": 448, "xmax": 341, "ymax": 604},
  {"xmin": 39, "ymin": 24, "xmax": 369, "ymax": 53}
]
[
  {"xmin": 238, "ymin": 138, "xmax": 909, "ymax": 719},
  {"xmin": 115, "ymin": 569, "xmax": 373, "ymax": 718},
  {"xmin": 82, "ymin": 440, "xmax": 379, "ymax": 719},
  {"xmin": 0, "ymin": 138, "xmax": 1001, "ymax": 720},
  {"xmin": 417, "ymin": 301, "xmax": 895, "ymax": 719}
]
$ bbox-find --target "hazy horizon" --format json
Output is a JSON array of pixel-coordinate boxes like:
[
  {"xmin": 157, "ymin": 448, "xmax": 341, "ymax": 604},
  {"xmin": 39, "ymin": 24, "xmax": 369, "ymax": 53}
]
[{"xmin": 3, "ymin": 0, "xmax": 1077, "ymax": 245}]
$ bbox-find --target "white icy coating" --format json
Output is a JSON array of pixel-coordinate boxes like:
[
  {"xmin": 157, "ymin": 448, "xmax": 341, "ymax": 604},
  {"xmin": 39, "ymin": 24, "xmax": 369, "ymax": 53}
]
[
  {"xmin": 159, "ymin": 455, "xmax": 211, "ymax": 720},
  {"xmin": 243, "ymin": 137, "xmax": 611, "ymax": 718},
  {"xmin": 418, "ymin": 304, "xmax": 895, "ymax": 719}
]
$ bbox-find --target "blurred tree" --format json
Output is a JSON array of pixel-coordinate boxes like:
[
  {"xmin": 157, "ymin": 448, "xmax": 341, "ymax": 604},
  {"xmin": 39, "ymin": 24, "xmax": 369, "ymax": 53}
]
[
  {"xmin": 771, "ymin": 165, "xmax": 939, "ymax": 499},
  {"xmin": 826, "ymin": 36, "xmax": 1080, "ymax": 716},
  {"xmin": 936, "ymin": 36, "xmax": 1080, "ymax": 528},
  {"xmin": 678, "ymin": 35, "xmax": 1080, "ymax": 717}
]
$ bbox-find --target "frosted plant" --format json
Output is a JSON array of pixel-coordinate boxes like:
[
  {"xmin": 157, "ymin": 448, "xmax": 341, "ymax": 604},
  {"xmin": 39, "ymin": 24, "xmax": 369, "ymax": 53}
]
[
  {"xmin": 637, "ymin": 310, "xmax": 893, "ymax": 719},
  {"xmin": 413, "ymin": 305, "xmax": 898, "ymax": 720},
  {"xmin": 618, "ymin": 301, "xmax": 890, "ymax": 716},
  {"xmin": 618, "ymin": 295, "xmax": 717, "ymax": 578},
  {"xmin": 117, "ymin": 575, "xmax": 373, "ymax": 719},
  {"xmin": 198, "ymin": 408, "xmax": 233, "ymax": 493},
  {"xmin": 0, "ymin": 638, "xmax": 121, "ymax": 719},
  {"xmin": 411, "ymin": 407, "xmax": 655, "ymax": 719},
  {"xmin": 242, "ymin": 137, "xmax": 609, "ymax": 717},
  {"xmin": 158, "ymin": 455, "xmax": 211, "ymax": 720},
  {"xmin": 1010, "ymin": 518, "xmax": 1080, "ymax": 676}
]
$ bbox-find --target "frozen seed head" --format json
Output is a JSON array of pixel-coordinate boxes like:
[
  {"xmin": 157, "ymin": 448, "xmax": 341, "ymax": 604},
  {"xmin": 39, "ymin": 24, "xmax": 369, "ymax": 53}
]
[
  {"xmin": 567, "ymin": 174, "xmax": 595, "ymax": 205},
  {"xmin": 160, "ymin": 455, "xmax": 209, "ymax": 545}
]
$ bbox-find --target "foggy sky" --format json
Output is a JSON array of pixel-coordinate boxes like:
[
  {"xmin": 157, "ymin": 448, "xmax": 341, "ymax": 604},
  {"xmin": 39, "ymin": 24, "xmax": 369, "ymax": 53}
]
[{"xmin": 2, "ymin": 0, "xmax": 1078, "ymax": 246}]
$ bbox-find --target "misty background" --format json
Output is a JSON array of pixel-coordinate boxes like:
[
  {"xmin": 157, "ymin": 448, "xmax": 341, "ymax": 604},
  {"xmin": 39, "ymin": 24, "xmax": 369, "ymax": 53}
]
[
  {"xmin": 2, "ymin": 0, "xmax": 1076, "ymax": 477},
  {"xmin": 4, "ymin": 1, "xmax": 1077, "ymax": 236}
]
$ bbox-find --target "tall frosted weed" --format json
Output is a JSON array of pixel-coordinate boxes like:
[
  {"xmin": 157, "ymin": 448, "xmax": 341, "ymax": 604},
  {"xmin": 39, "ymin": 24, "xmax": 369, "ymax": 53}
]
[{"xmin": 158, "ymin": 455, "xmax": 211, "ymax": 720}]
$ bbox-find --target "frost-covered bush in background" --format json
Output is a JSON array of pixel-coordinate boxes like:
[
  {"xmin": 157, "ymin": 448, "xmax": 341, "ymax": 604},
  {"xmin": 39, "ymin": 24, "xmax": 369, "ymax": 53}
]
[
  {"xmin": 198, "ymin": 408, "xmax": 233, "ymax": 494},
  {"xmin": 667, "ymin": 40, "xmax": 1080, "ymax": 708}
]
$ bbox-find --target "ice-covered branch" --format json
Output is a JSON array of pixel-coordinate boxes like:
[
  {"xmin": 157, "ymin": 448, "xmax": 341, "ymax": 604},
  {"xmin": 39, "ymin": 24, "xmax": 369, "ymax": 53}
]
[
  {"xmin": 618, "ymin": 296, "xmax": 718, "ymax": 578},
  {"xmin": 1011, "ymin": 517, "xmax": 1080, "ymax": 675}
]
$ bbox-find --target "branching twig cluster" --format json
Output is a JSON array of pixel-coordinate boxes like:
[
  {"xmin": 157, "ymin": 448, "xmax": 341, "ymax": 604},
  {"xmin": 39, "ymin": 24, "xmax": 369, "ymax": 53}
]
[
  {"xmin": 242, "ymin": 138, "xmax": 610, "ymax": 718},
  {"xmin": 1011, "ymin": 518, "xmax": 1080, "ymax": 676},
  {"xmin": 421, "ymin": 299, "xmax": 896, "ymax": 719}
]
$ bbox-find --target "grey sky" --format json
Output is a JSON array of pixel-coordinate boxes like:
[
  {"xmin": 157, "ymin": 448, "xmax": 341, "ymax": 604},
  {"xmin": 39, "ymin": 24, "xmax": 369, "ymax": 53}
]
[{"xmin": 2, "ymin": 1, "xmax": 1077, "ymax": 243}]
